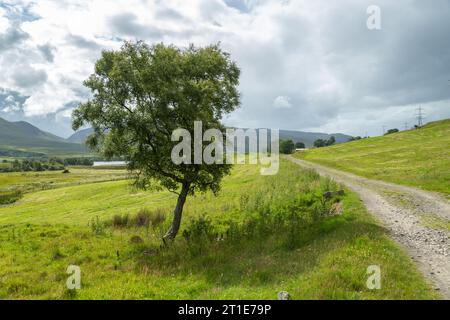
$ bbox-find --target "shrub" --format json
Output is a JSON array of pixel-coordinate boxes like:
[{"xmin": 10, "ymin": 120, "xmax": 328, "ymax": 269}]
[
  {"xmin": 182, "ymin": 216, "xmax": 217, "ymax": 242},
  {"xmin": 89, "ymin": 216, "xmax": 105, "ymax": 235}
]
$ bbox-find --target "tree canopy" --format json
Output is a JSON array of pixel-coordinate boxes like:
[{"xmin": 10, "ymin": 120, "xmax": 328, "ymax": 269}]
[{"xmin": 385, "ymin": 128, "xmax": 399, "ymax": 135}]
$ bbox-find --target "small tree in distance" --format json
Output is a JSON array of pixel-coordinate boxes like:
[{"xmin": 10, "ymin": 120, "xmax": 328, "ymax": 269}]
[
  {"xmin": 313, "ymin": 136, "xmax": 336, "ymax": 148},
  {"xmin": 280, "ymin": 139, "xmax": 296, "ymax": 154},
  {"xmin": 385, "ymin": 128, "xmax": 399, "ymax": 135},
  {"xmin": 295, "ymin": 142, "xmax": 306, "ymax": 149},
  {"xmin": 72, "ymin": 41, "xmax": 240, "ymax": 241}
]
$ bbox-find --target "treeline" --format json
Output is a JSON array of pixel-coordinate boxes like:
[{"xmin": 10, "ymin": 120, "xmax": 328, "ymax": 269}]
[
  {"xmin": 313, "ymin": 136, "xmax": 336, "ymax": 148},
  {"xmin": 0, "ymin": 150, "xmax": 46, "ymax": 157},
  {"xmin": 1, "ymin": 159, "xmax": 65, "ymax": 172},
  {"xmin": 0, "ymin": 157, "xmax": 95, "ymax": 173}
]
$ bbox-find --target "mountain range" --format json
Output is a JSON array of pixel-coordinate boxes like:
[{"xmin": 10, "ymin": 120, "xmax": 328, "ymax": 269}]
[
  {"xmin": 0, "ymin": 117, "xmax": 352, "ymax": 156},
  {"xmin": 0, "ymin": 117, "xmax": 86, "ymax": 156},
  {"xmin": 67, "ymin": 128, "xmax": 352, "ymax": 147}
]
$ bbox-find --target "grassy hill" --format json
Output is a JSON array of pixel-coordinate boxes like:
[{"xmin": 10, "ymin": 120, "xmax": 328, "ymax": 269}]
[
  {"xmin": 0, "ymin": 160, "xmax": 437, "ymax": 299},
  {"xmin": 67, "ymin": 128, "xmax": 94, "ymax": 144},
  {"xmin": 295, "ymin": 119, "xmax": 450, "ymax": 196},
  {"xmin": 0, "ymin": 117, "xmax": 87, "ymax": 156}
]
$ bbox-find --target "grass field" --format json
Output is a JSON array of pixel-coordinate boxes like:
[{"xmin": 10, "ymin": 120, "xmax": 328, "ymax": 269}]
[
  {"xmin": 0, "ymin": 167, "xmax": 128, "ymax": 194},
  {"xmin": 295, "ymin": 119, "xmax": 450, "ymax": 196},
  {"xmin": 0, "ymin": 160, "xmax": 439, "ymax": 299}
]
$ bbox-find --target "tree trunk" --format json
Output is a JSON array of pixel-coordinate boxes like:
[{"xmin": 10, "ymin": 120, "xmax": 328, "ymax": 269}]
[{"xmin": 163, "ymin": 182, "xmax": 190, "ymax": 242}]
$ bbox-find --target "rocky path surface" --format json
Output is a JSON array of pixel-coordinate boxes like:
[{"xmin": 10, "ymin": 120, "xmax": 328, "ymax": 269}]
[{"xmin": 287, "ymin": 156, "xmax": 450, "ymax": 299}]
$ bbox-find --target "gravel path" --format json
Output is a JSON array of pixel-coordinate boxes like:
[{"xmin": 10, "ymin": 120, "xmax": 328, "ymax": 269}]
[{"xmin": 287, "ymin": 156, "xmax": 450, "ymax": 299}]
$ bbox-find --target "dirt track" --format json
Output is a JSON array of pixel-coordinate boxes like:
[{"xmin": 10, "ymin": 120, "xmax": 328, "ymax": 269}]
[{"xmin": 287, "ymin": 156, "xmax": 450, "ymax": 299}]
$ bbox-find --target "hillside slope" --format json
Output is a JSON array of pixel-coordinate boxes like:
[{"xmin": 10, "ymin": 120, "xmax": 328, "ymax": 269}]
[
  {"xmin": 67, "ymin": 128, "xmax": 94, "ymax": 144},
  {"xmin": 295, "ymin": 119, "xmax": 450, "ymax": 195},
  {"xmin": 0, "ymin": 117, "xmax": 86, "ymax": 156}
]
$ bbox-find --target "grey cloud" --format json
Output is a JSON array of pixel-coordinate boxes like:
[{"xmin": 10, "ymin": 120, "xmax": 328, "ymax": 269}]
[
  {"xmin": 107, "ymin": 11, "xmax": 201, "ymax": 41},
  {"xmin": 108, "ymin": 12, "xmax": 163, "ymax": 39},
  {"xmin": 12, "ymin": 67, "xmax": 48, "ymax": 89},
  {"xmin": 224, "ymin": 0, "xmax": 450, "ymax": 136},
  {"xmin": 66, "ymin": 34, "xmax": 101, "ymax": 50},
  {"xmin": 319, "ymin": 0, "xmax": 450, "ymax": 108},
  {"xmin": 153, "ymin": 2, "xmax": 186, "ymax": 21},
  {"xmin": 0, "ymin": 87, "xmax": 27, "ymax": 114},
  {"xmin": 37, "ymin": 43, "xmax": 55, "ymax": 62},
  {"xmin": 0, "ymin": 26, "xmax": 29, "ymax": 52}
]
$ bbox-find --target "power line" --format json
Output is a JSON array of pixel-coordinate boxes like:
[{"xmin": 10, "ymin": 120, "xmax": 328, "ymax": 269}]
[{"xmin": 415, "ymin": 107, "xmax": 425, "ymax": 128}]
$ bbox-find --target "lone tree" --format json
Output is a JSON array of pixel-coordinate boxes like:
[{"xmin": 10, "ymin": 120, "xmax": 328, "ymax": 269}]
[
  {"xmin": 279, "ymin": 139, "xmax": 295, "ymax": 154},
  {"xmin": 72, "ymin": 41, "xmax": 240, "ymax": 241}
]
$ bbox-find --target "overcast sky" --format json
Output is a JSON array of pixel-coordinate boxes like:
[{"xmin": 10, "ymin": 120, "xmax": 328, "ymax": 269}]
[{"xmin": 1, "ymin": 0, "xmax": 450, "ymax": 138}]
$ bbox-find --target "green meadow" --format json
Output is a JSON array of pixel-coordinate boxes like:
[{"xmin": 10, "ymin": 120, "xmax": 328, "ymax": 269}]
[
  {"xmin": 0, "ymin": 160, "xmax": 438, "ymax": 299},
  {"xmin": 295, "ymin": 119, "xmax": 450, "ymax": 196}
]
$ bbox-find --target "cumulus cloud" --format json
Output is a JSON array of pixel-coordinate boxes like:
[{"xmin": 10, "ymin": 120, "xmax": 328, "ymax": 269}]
[
  {"xmin": 0, "ymin": 0, "xmax": 449, "ymax": 137},
  {"xmin": 273, "ymin": 96, "xmax": 292, "ymax": 109}
]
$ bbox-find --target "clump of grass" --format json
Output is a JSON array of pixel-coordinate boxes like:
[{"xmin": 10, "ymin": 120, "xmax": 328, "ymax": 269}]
[
  {"xmin": 134, "ymin": 209, "xmax": 150, "ymax": 227},
  {"xmin": 51, "ymin": 247, "xmax": 65, "ymax": 260},
  {"xmin": 89, "ymin": 216, "xmax": 105, "ymax": 235},
  {"xmin": 105, "ymin": 208, "xmax": 167, "ymax": 229},
  {"xmin": 0, "ymin": 190, "xmax": 23, "ymax": 205},
  {"xmin": 112, "ymin": 214, "xmax": 129, "ymax": 228},
  {"xmin": 134, "ymin": 208, "xmax": 166, "ymax": 228}
]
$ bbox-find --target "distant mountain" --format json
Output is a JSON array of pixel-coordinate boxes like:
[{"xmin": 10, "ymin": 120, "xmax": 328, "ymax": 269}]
[
  {"xmin": 67, "ymin": 126, "xmax": 352, "ymax": 148},
  {"xmin": 67, "ymin": 128, "xmax": 94, "ymax": 144},
  {"xmin": 279, "ymin": 130, "xmax": 352, "ymax": 147},
  {"xmin": 0, "ymin": 117, "xmax": 87, "ymax": 156}
]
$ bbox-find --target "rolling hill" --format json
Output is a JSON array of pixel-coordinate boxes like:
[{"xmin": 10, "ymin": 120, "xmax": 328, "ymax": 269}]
[
  {"xmin": 67, "ymin": 127, "xmax": 352, "ymax": 147},
  {"xmin": 0, "ymin": 117, "xmax": 87, "ymax": 156},
  {"xmin": 295, "ymin": 119, "xmax": 450, "ymax": 195},
  {"xmin": 1, "ymin": 115, "xmax": 352, "ymax": 156},
  {"xmin": 279, "ymin": 130, "xmax": 351, "ymax": 147},
  {"xmin": 67, "ymin": 128, "xmax": 94, "ymax": 144}
]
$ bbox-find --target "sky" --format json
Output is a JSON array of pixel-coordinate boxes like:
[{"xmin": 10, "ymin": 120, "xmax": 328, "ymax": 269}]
[{"xmin": 0, "ymin": 0, "xmax": 450, "ymax": 138}]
